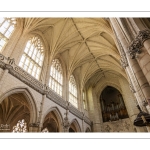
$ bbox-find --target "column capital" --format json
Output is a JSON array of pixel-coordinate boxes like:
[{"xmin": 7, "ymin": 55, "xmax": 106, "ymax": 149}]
[
  {"xmin": 128, "ymin": 29, "xmax": 150, "ymax": 59},
  {"xmin": 137, "ymin": 29, "xmax": 150, "ymax": 44},
  {"xmin": 120, "ymin": 55, "xmax": 128, "ymax": 68},
  {"xmin": 128, "ymin": 38, "xmax": 142, "ymax": 59},
  {"xmin": 29, "ymin": 122, "xmax": 40, "ymax": 127}
]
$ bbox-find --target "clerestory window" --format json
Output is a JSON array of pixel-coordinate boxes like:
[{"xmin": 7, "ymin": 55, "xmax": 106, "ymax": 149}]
[
  {"xmin": 49, "ymin": 59, "xmax": 63, "ymax": 96},
  {"xmin": 0, "ymin": 18, "xmax": 16, "ymax": 52},
  {"xmin": 19, "ymin": 36, "xmax": 44, "ymax": 80},
  {"xmin": 69, "ymin": 75, "xmax": 78, "ymax": 108}
]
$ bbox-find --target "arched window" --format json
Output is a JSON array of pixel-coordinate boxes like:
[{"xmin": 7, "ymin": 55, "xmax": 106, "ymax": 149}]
[
  {"xmin": 69, "ymin": 75, "xmax": 78, "ymax": 108},
  {"xmin": 0, "ymin": 18, "xmax": 16, "ymax": 52},
  {"xmin": 49, "ymin": 59, "xmax": 63, "ymax": 96},
  {"xmin": 19, "ymin": 36, "xmax": 44, "ymax": 80}
]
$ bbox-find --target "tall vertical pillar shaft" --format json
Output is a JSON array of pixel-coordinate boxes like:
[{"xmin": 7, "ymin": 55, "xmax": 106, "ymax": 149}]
[{"xmin": 110, "ymin": 18, "xmax": 150, "ymax": 106}]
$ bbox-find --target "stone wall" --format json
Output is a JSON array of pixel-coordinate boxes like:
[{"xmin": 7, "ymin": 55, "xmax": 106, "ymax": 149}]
[{"xmin": 102, "ymin": 118, "xmax": 134, "ymax": 132}]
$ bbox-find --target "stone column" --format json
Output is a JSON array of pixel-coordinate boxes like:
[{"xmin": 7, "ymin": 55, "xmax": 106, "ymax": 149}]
[
  {"xmin": 64, "ymin": 71, "xmax": 70, "ymax": 102},
  {"xmin": 118, "ymin": 36, "xmax": 146, "ymax": 110},
  {"xmin": 110, "ymin": 18, "xmax": 150, "ymax": 132},
  {"xmin": 137, "ymin": 29, "xmax": 150, "ymax": 84},
  {"xmin": 82, "ymin": 113, "xmax": 85, "ymax": 132},
  {"xmin": 38, "ymin": 94, "xmax": 46, "ymax": 132},
  {"xmin": 110, "ymin": 18, "xmax": 150, "ymax": 106},
  {"xmin": 128, "ymin": 30, "xmax": 150, "ymax": 105},
  {"xmin": 137, "ymin": 29, "xmax": 150, "ymax": 55},
  {"xmin": 79, "ymin": 89, "xmax": 84, "ymax": 113},
  {"xmin": 87, "ymin": 87, "xmax": 97, "ymax": 132},
  {"xmin": 62, "ymin": 101, "xmax": 70, "ymax": 132}
]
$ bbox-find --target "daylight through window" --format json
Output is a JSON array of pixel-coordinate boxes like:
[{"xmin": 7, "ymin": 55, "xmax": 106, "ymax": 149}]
[
  {"xmin": 0, "ymin": 18, "xmax": 16, "ymax": 52},
  {"xmin": 19, "ymin": 36, "xmax": 44, "ymax": 80},
  {"xmin": 69, "ymin": 75, "xmax": 78, "ymax": 108},
  {"xmin": 49, "ymin": 59, "xmax": 63, "ymax": 96}
]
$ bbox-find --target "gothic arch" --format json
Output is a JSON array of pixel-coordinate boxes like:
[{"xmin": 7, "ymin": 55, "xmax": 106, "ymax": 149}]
[
  {"xmin": 98, "ymin": 82, "xmax": 122, "ymax": 99},
  {"xmin": 29, "ymin": 31, "xmax": 49, "ymax": 57},
  {"xmin": 52, "ymin": 56, "xmax": 67, "ymax": 83},
  {"xmin": 41, "ymin": 106, "xmax": 63, "ymax": 132},
  {"xmin": 0, "ymin": 87, "xmax": 38, "ymax": 124},
  {"xmin": 69, "ymin": 118, "xmax": 81, "ymax": 132},
  {"xmin": 99, "ymin": 85, "xmax": 129, "ymax": 122}
]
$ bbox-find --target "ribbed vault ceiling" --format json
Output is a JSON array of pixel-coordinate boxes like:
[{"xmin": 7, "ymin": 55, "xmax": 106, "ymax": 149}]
[{"xmin": 19, "ymin": 18, "xmax": 126, "ymax": 89}]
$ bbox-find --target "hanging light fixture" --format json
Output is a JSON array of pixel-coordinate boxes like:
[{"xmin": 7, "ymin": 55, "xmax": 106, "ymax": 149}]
[{"xmin": 134, "ymin": 105, "xmax": 150, "ymax": 127}]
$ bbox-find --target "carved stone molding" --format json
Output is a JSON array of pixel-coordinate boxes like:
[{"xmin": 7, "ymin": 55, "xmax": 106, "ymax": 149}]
[
  {"xmin": 116, "ymin": 38, "xmax": 129, "ymax": 68},
  {"xmin": 62, "ymin": 116, "xmax": 70, "ymax": 132},
  {"xmin": 0, "ymin": 54, "xmax": 5, "ymax": 61},
  {"xmin": 29, "ymin": 123, "xmax": 40, "ymax": 127},
  {"xmin": 62, "ymin": 102, "xmax": 70, "ymax": 132},
  {"xmin": 142, "ymin": 100, "xmax": 148, "ymax": 107},
  {"xmin": 102, "ymin": 118, "xmax": 133, "ymax": 132},
  {"xmin": 62, "ymin": 115, "xmax": 70, "ymax": 131},
  {"xmin": 120, "ymin": 55, "xmax": 128, "ymax": 68},
  {"xmin": 138, "ymin": 29, "xmax": 150, "ymax": 44},
  {"xmin": 0, "ymin": 54, "xmax": 92, "ymax": 126},
  {"xmin": 128, "ymin": 39, "xmax": 142, "ymax": 59},
  {"xmin": 128, "ymin": 29, "xmax": 150, "ymax": 59},
  {"xmin": 129, "ymin": 83, "xmax": 136, "ymax": 93}
]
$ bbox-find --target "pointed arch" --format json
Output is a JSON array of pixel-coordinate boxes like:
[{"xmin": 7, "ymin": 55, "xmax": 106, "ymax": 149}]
[
  {"xmin": 69, "ymin": 118, "xmax": 81, "ymax": 132},
  {"xmin": 41, "ymin": 106, "xmax": 63, "ymax": 132},
  {"xmin": 19, "ymin": 35, "xmax": 45, "ymax": 80},
  {"xmin": 49, "ymin": 59, "xmax": 63, "ymax": 96},
  {"xmin": 100, "ymin": 86, "xmax": 129, "ymax": 122},
  {"xmin": 25, "ymin": 31, "xmax": 49, "ymax": 83},
  {"xmin": 0, "ymin": 87, "xmax": 38, "ymax": 124},
  {"xmin": 98, "ymin": 82, "xmax": 122, "ymax": 99},
  {"xmin": 29, "ymin": 31, "xmax": 49, "ymax": 59}
]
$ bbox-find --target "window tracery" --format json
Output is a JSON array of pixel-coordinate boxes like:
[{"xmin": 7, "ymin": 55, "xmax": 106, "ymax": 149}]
[
  {"xmin": 19, "ymin": 36, "xmax": 44, "ymax": 80},
  {"xmin": 49, "ymin": 59, "xmax": 63, "ymax": 96},
  {"xmin": 0, "ymin": 18, "xmax": 16, "ymax": 52},
  {"xmin": 69, "ymin": 75, "xmax": 78, "ymax": 108}
]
